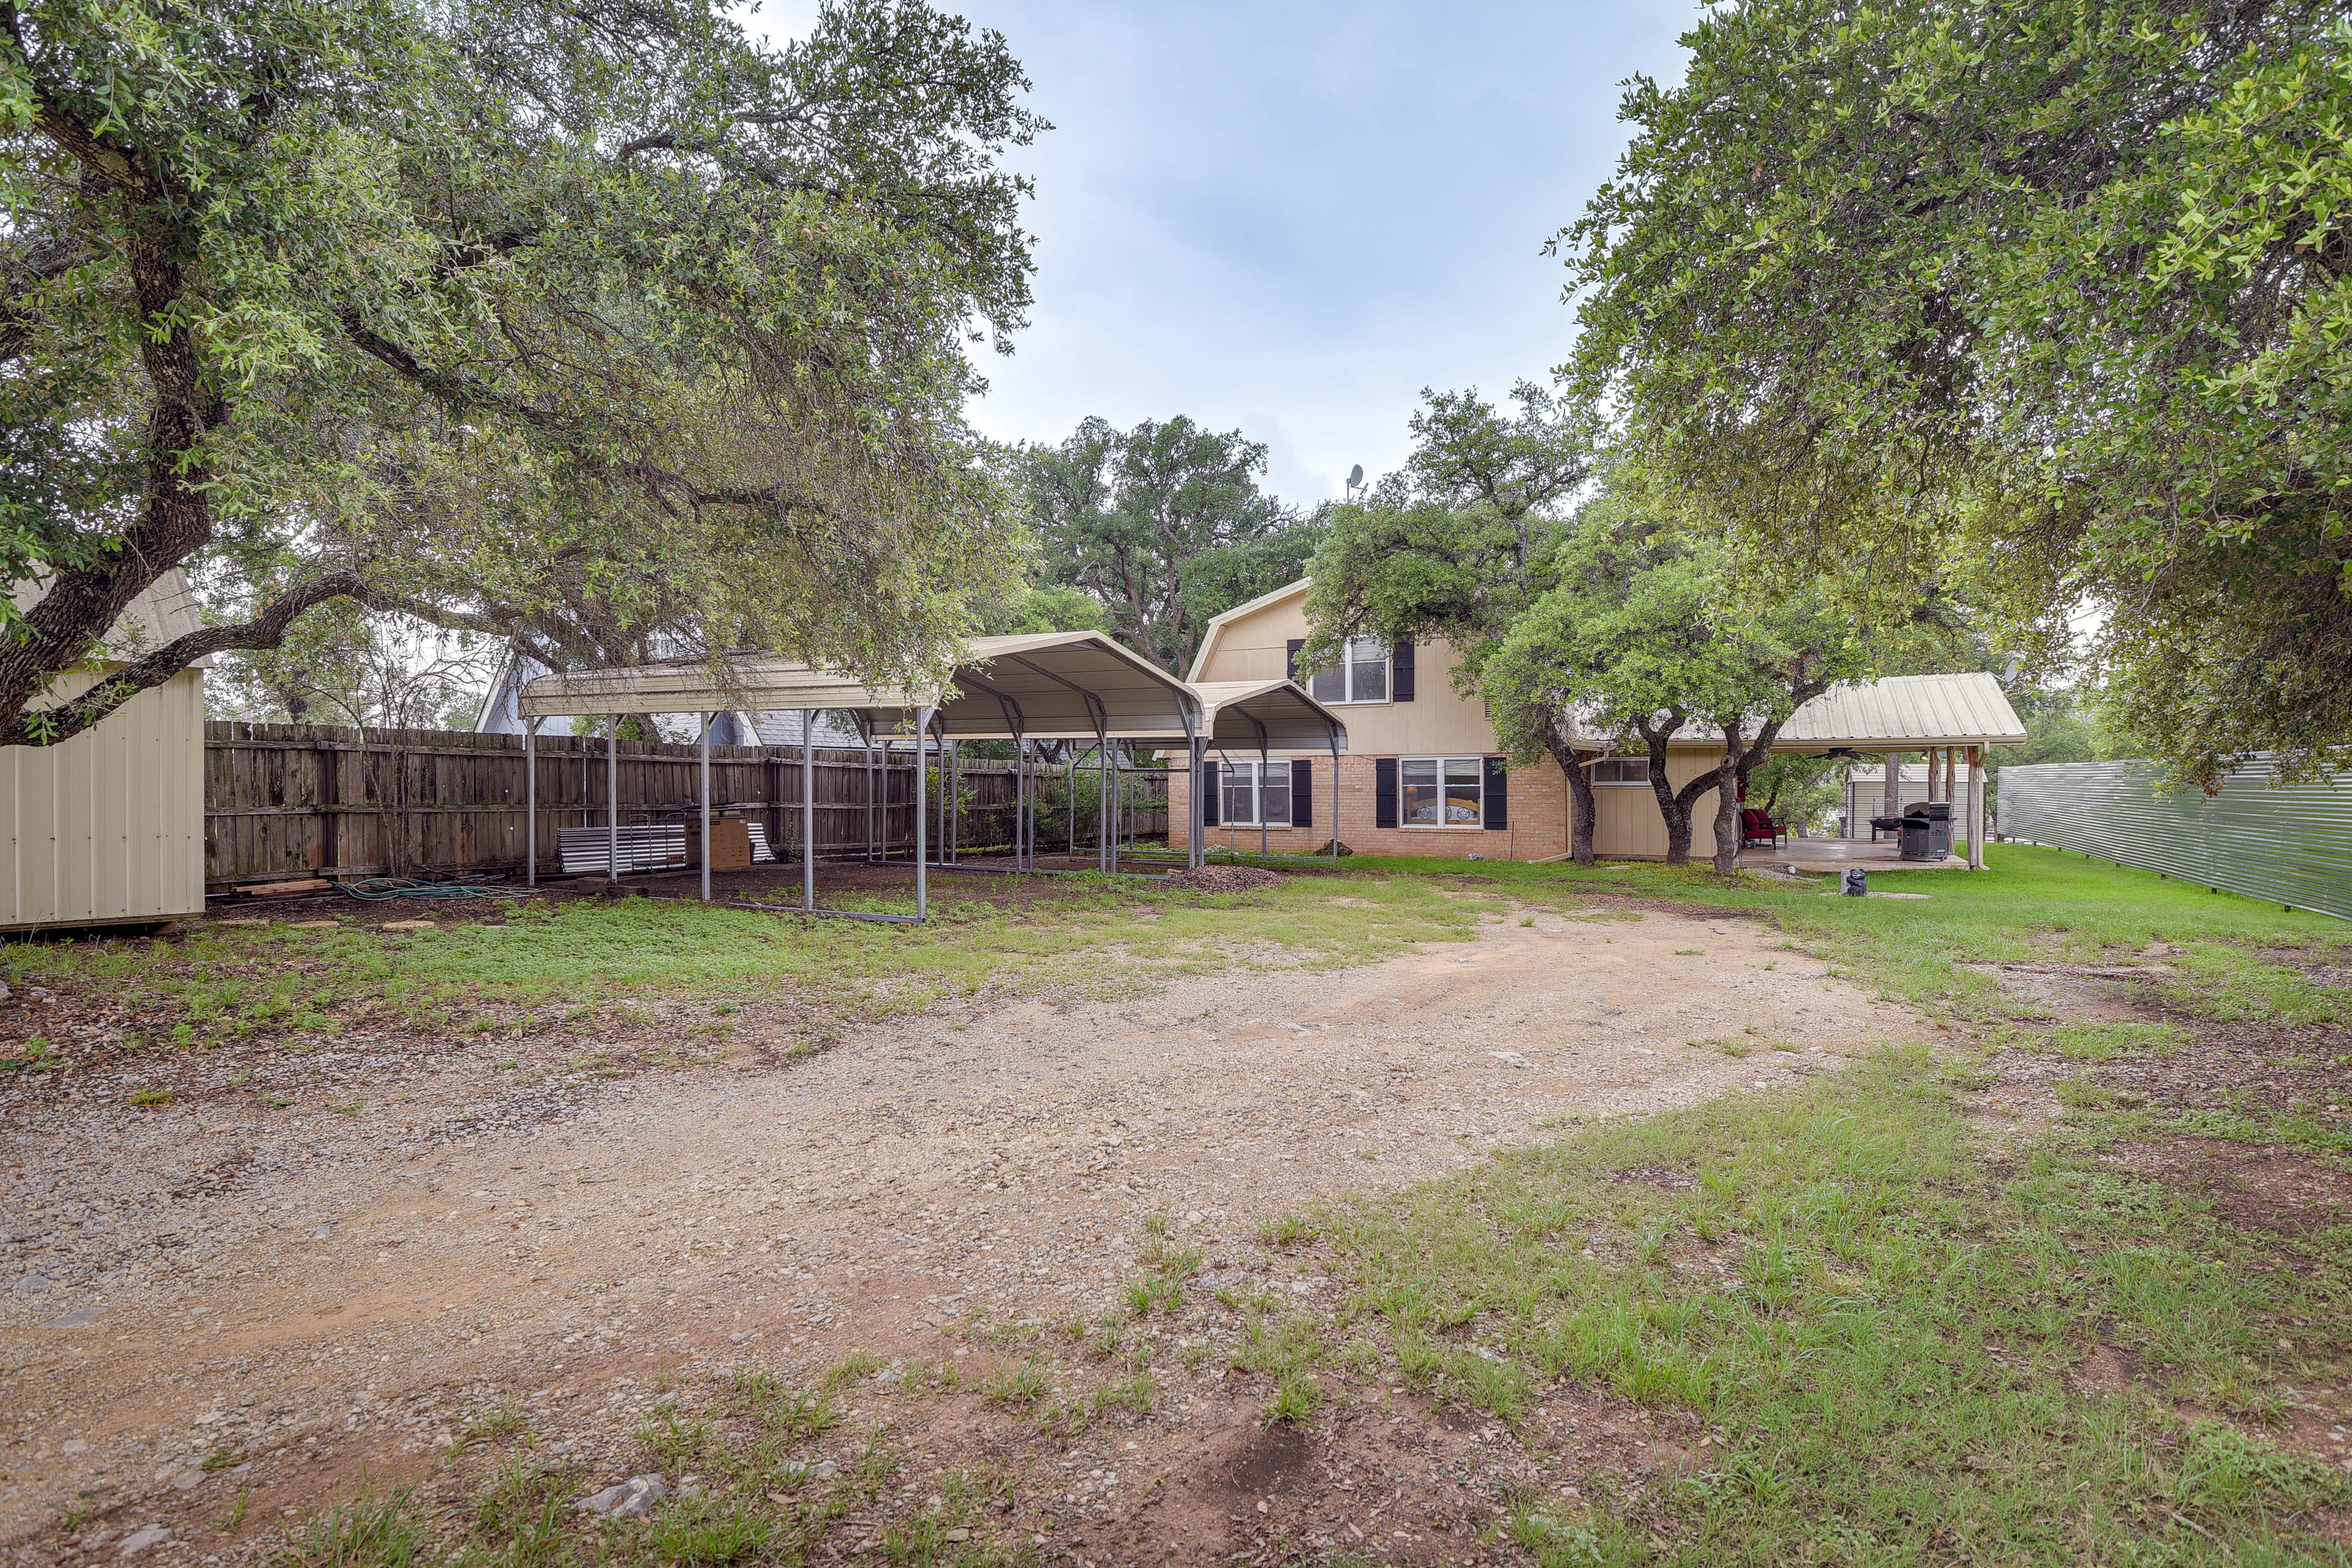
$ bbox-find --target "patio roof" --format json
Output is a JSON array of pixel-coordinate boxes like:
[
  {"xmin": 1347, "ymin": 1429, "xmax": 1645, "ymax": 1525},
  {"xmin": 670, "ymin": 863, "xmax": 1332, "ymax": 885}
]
[{"xmin": 1770, "ymin": 672, "xmax": 2028, "ymax": 751}]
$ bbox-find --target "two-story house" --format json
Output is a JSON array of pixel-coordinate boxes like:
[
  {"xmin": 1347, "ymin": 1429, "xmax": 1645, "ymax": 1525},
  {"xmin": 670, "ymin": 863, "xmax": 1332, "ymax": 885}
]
[{"xmin": 1171, "ymin": 577, "xmax": 2024, "ymax": 862}]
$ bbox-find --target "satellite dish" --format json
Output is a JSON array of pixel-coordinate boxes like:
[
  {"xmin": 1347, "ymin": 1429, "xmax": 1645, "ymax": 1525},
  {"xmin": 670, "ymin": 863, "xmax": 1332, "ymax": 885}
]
[{"xmin": 1347, "ymin": 464, "xmax": 1365, "ymax": 488}]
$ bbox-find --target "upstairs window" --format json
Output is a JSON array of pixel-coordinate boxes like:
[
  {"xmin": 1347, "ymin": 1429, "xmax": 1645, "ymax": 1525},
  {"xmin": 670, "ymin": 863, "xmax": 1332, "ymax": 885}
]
[{"xmin": 1308, "ymin": 637, "xmax": 1391, "ymax": 704}]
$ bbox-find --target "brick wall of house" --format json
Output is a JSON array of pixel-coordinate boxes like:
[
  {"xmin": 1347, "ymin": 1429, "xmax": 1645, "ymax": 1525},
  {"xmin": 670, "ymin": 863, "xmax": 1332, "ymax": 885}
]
[{"xmin": 1165, "ymin": 753, "xmax": 1571, "ymax": 861}]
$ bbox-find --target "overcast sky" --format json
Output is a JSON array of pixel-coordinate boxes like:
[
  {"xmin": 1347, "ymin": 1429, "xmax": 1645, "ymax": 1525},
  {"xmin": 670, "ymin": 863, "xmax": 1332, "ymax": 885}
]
[{"xmin": 748, "ymin": 1, "xmax": 1692, "ymax": 506}]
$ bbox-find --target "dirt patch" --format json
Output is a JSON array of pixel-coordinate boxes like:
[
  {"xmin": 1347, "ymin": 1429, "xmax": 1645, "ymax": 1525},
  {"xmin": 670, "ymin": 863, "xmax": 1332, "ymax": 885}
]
[
  {"xmin": 1608, "ymin": 1165, "xmax": 1695, "ymax": 1193},
  {"xmin": 0, "ymin": 896, "xmax": 1923, "ymax": 1560},
  {"xmin": 1964, "ymin": 960, "xmax": 2173, "ymax": 1022},
  {"xmin": 2106, "ymin": 1139, "xmax": 2352, "ymax": 1236},
  {"xmin": 2089, "ymin": 1014, "xmax": 2352, "ymax": 1119},
  {"xmin": 1163, "ymin": 866, "xmax": 1283, "ymax": 894}
]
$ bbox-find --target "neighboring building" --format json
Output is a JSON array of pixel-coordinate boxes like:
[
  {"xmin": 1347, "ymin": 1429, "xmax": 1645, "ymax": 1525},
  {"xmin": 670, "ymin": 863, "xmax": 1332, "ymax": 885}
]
[
  {"xmin": 1841, "ymin": 761, "xmax": 1980, "ymax": 839},
  {"xmin": 1174, "ymin": 578, "xmax": 2026, "ymax": 862},
  {"xmin": 3, "ymin": 571, "xmax": 208, "ymax": 930}
]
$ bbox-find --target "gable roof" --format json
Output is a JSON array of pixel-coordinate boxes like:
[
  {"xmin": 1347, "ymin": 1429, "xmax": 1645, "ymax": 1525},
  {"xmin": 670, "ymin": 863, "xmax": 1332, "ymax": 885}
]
[
  {"xmin": 1773, "ymin": 672, "xmax": 2027, "ymax": 749},
  {"xmin": 1186, "ymin": 578, "xmax": 1312, "ymax": 683}
]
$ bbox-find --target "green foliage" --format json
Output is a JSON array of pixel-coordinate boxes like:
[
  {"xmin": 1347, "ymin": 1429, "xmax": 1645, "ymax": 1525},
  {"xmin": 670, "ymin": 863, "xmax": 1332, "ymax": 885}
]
[
  {"xmin": 1019, "ymin": 414, "xmax": 1319, "ymax": 671},
  {"xmin": 268, "ymin": 1489, "xmax": 429, "ymax": 1567},
  {"xmin": 1302, "ymin": 383, "xmax": 1591, "ymax": 681},
  {"xmin": 1560, "ymin": 0, "xmax": 2352, "ymax": 787},
  {"xmin": 1479, "ymin": 499, "xmax": 1877, "ymax": 867},
  {"xmin": 2, "ymin": 0, "xmax": 1039, "ymax": 744},
  {"xmin": 972, "ymin": 584, "xmax": 1109, "ymax": 637}
]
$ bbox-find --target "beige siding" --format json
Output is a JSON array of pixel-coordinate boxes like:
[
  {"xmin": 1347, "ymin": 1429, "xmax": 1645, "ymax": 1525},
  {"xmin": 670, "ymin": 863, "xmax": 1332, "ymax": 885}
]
[
  {"xmin": 1192, "ymin": 590, "xmax": 1504, "ymax": 758},
  {"xmin": 1586, "ymin": 750, "xmax": 1722, "ymax": 859},
  {"xmin": 1193, "ymin": 585, "xmax": 1768, "ymax": 863},
  {"xmin": 3, "ymin": 668, "xmax": 206, "ymax": 928}
]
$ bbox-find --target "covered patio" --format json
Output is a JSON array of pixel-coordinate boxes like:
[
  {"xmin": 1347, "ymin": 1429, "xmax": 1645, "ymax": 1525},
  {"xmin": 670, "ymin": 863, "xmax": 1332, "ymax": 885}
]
[
  {"xmin": 1738, "ymin": 838, "xmax": 1968, "ymax": 873},
  {"xmin": 1753, "ymin": 671, "xmax": 2028, "ymax": 872}
]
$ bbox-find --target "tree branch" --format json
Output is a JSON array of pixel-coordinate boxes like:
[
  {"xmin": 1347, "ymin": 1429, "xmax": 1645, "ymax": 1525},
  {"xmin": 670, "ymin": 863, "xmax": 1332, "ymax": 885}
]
[{"xmin": 1, "ymin": 570, "xmax": 369, "ymax": 748}]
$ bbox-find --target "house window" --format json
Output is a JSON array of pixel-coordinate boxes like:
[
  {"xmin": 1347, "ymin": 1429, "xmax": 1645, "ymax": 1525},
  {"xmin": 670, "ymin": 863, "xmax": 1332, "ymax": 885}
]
[
  {"xmin": 1308, "ymin": 636, "xmax": 1390, "ymax": 704},
  {"xmin": 1591, "ymin": 757, "xmax": 1652, "ymax": 785},
  {"xmin": 1401, "ymin": 757, "xmax": 1483, "ymax": 827},
  {"xmin": 1219, "ymin": 759, "xmax": 1292, "ymax": 827}
]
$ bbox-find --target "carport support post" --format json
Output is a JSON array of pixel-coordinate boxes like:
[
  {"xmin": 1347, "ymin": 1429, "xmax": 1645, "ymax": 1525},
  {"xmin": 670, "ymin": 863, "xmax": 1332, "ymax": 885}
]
[
  {"xmin": 607, "ymin": 725, "xmax": 619, "ymax": 884},
  {"xmin": 1329, "ymin": 732, "xmax": 1341, "ymax": 859},
  {"xmin": 524, "ymin": 723, "xmax": 537, "ymax": 887},
  {"xmin": 1882, "ymin": 752, "xmax": 1901, "ymax": 821},
  {"xmin": 1188, "ymin": 736, "xmax": 1205, "ymax": 869},
  {"xmin": 914, "ymin": 707, "xmax": 932, "ymax": 919},
  {"xmin": 699, "ymin": 713, "xmax": 712, "ymax": 904},
  {"xmin": 802, "ymin": 709, "xmax": 816, "ymax": 914}
]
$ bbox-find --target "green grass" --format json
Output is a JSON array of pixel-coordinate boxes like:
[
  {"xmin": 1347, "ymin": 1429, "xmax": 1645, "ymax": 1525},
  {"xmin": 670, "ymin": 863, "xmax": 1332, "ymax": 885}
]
[
  {"xmin": 271, "ymin": 1365, "xmax": 950, "ymax": 1568},
  {"xmin": 1319, "ymin": 1047, "xmax": 2352, "ymax": 1559},
  {"xmin": 1, "ymin": 870, "xmax": 1499, "ymax": 1042}
]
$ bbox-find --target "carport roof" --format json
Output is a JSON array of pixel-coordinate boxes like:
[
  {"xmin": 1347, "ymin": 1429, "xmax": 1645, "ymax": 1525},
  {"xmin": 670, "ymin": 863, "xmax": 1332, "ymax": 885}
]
[
  {"xmin": 516, "ymin": 631, "xmax": 1351, "ymax": 748},
  {"xmin": 1194, "ymin": 679, "xmax": 1351, "ymax": 752}
]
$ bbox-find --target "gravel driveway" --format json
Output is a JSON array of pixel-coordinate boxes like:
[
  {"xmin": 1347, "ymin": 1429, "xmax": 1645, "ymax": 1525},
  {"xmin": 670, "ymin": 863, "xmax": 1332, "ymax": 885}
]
[{"xmin": 2, "ymin": 896, "xmax": 1922, "ymax": 1561}]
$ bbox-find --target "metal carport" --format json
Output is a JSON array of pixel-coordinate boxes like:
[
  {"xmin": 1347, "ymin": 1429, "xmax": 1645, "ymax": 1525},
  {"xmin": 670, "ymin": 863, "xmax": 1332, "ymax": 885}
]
[{"xmin": 516, "ymin": 633, "xmax": 1348, "ymax": 920}]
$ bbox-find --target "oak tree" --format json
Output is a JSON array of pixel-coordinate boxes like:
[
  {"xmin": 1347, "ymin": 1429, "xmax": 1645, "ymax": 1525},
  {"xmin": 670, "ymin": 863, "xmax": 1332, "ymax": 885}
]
[{"xmin": 1, "ymin": 0, "xmax": 1039, "ymax": 745}]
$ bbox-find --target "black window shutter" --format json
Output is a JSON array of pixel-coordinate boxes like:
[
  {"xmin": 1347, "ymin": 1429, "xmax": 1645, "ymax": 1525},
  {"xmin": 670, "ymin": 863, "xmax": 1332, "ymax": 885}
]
[
  {"xmin": 1374, "ymin": 758, "xmax": 1399, "ymax": 829},
  {"xmin": 1291, "ymin": 756, "xmax": 1313, "ymax": 827},
  {"xmin": 1392, "ymin": 639, "xmax": 1415, "ymax": 702},
  {"xmin": 1200, "ymin": 760, "xmax": 1219, "ymax": 827},
  {"xmin": 1286, "ymin": 638, "xmax": 1305, "ymax": 681},
  {"xmin": 1483, "ymin": 756, "xmax": 1509, "ymax": 830}
]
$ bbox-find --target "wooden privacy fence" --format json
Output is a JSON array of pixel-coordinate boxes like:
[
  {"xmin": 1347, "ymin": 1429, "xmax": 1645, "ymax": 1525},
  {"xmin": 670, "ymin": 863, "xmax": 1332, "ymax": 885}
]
[{"xmin": 202, "ymin": 722, "xmax": 1169, "ymax": 888}]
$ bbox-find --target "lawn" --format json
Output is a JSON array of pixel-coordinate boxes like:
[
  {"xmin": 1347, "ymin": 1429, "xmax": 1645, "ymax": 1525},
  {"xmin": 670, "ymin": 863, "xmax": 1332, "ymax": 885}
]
[
  {"xmin": 1, "ymin": 869, "xmax": 1501, "ymax": 1051},
  {"xmin": 19, "ymin": 845, "xmax": 2352, "ymax": 1566},
  {"xmin": 1242, "ymin": 848, "xmax": 2352, "ymax": 1564}
]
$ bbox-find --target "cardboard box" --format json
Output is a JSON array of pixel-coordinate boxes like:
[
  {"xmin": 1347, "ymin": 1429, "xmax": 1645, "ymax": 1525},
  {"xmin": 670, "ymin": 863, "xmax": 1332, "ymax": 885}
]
[{"xmin": 696, "ymin": 818, "xmax": 753, "ymax": 871}]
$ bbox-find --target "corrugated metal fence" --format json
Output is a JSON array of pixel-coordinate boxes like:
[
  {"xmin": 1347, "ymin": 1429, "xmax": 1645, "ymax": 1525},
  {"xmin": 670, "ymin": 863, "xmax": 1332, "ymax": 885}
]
[
  {"xmin": 1999, "ymin": 757, "xmax": 2351, "ymax": 921},
  {"xmin": 204, "ymin": 722, "xmax": 1168, "ymax": 888}
]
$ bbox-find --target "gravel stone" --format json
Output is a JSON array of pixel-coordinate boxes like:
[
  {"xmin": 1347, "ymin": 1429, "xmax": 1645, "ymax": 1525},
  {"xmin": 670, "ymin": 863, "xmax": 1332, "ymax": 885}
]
[
  {"xmin": 115, "ymin": 1526, "xmax": 169, "ymax": 1556},
  {"xmin": 576, "ymin": 1475, "xmax": 666, "ymax": 1518}
]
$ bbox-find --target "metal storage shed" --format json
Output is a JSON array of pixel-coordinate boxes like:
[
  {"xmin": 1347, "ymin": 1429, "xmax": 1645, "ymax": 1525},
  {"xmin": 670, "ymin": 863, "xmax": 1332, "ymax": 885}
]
[{"xmin": 3, "ymin": 571, "xmax": 208, "ymax": 932}]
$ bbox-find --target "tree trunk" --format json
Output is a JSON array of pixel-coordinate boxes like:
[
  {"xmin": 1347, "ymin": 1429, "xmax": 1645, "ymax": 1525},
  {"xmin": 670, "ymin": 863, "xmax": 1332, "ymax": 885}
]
[
  {"xmin": 1641, "ymin": 728, "xmax": 1695, "ymax": 864},
  {"xmin": 1545, "ymin": 734, "xmax": 1597, "ymax": 867},
  {"xmin": 1711, "ymin": 730, "xmax": 1743, "ymax": 874}
]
